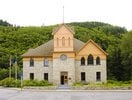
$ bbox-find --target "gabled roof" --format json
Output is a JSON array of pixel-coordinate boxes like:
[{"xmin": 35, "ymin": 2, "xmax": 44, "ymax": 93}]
[
  {"xmin": 22, "ymin": 38, "xmax": 85, "ymax": 57},
  {"xmin": 77, "ymin": 39, "xmax": 108, "ymax": 55},
  {"xmin": 52, "ymin": 24, "xmax": 75, "ymax": 35}
]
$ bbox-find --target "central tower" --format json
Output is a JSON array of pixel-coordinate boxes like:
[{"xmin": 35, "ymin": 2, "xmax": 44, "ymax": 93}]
[
  {"xmin": 52, "ymin": 24, "xmax": 74, "ymax": 52},
  {"xmin": 52, "ymin": 24, "xmax": 75, "ymax": 85}
]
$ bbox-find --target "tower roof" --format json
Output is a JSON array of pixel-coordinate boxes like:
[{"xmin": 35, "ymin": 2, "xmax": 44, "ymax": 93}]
[{"xmin": 52, "ymin": 24, "xmax": 75, "ymax": 35}]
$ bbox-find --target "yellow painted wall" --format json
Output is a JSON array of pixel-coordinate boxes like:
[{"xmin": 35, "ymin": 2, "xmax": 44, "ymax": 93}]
[
  {"xmin": 76, "ymin": 42, "xmax": 106, "ymax": 60},
  {"xmin": 53, "ymin": 52, "xmax": 75, "ymax": 59},
  {"xmin": 23, "ymin": 57, "xmax": 52, "ymax": 61},
  {"xmin": 54, "ymin": 25, "xmax": 74, "ymax": 51}
]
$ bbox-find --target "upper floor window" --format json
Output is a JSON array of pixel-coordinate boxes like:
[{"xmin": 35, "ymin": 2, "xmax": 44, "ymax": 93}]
[
  {"xmin": 30, "ymin": 58, "xmax": 34, "ymax": 67},
  {"xmin": 44, "ymin": 59, "xmax": 49, "ymax": 67},
  {"xmin": 68, "ymin": 37, "xmax": 70, "ymax": 46},
  {"xmin": 60, "ymin": 54, "xmax": 67, "ymax": 61},
  {"xmin": 81, "ymin": 57, "xmax": 85, "ymax": 65},
  {"xmin": 87, "ymin": 54, "xmax": 94, "ymax": 65},
  {"xmin": 96, "ymin": 56, "xmax": 100, "ymax": 65},
  {"xmin": 62, "ymin": 37, "xmax": 65, "ymax": 46}
]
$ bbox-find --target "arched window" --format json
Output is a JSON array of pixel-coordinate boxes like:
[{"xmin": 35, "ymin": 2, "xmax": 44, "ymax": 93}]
[
  {"xmin": 30, "ymin": 58, "xmax": 34, "ymax": 67},
  {"xmin": 87, "ymin": 54, "xmax": 94, "ymax": 65},
  {"xmin": 81, "ymin": 57, "xmax": 85, "ymax": 65},
  {"xmin": 44, "ymin": 59, "xmax": 49, "ymax": 67},
  {"xmin": 68, "ymin": 37, "xmax": 70, "ymax": 46},
  {"xmin": 57, "ymin": 38, "xmax": 59, "ymax": 46},
  {"xmin": 62, "ymin": 37, "xmax": 65, "ymax": 46},
  {"xmin": 96, "ymin": 56, "xmax": 100, "ymax": 65}
]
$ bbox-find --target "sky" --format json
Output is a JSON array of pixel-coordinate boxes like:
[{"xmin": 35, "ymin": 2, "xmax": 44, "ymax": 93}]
[{"xmin": 0, "ymin": 0, "xmax": 132, "ymax": 30}]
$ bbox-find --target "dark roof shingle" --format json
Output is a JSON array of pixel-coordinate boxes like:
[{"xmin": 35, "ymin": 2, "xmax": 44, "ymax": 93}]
[{"xmin": 22, "ymin": 38, "xmax": 85, "ymax": 57}]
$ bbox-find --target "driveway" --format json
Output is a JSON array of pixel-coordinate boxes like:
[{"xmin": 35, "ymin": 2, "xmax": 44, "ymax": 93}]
[{"xmin": 0, "ymin": 88, "xmax": 132, "ymax": 100}]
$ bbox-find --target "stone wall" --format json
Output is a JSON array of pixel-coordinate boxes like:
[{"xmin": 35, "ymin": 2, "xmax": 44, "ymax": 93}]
[
  {"xmin": 75, "ymin": 59, "xmax": 107, "ymax": 83},
  {"xmin": 23, "ymin": 58, "xmax": 53, "ymax": 83},
  {"xmin": 23, "ymin": 58, "xmax": 107, "ymax": 85},
  {"xmin": 53, "ymin": 58, "xmax": 75, "ymax": 85}
]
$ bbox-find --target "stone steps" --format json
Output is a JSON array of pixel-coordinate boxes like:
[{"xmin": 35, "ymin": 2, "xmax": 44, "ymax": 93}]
[{"xmin": 57, "ymin": 85, "xmax": 71, "ymax": 90}]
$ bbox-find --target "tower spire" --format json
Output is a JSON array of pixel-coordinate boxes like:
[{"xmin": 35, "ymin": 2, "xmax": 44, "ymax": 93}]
[{"xmin": 63, "ymin": 6, "xmax": 64, "ymax": 24}]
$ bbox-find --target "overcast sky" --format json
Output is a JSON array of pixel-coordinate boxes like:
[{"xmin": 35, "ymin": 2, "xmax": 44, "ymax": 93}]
[{"xmin": 0, "ymin": 0, "xmax": 132, "ymax": 30}]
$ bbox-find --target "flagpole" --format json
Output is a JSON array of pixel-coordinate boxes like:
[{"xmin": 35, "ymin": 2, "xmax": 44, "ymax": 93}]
[
  {"xmin": 9, "ymin": 55, "xmax": 12, "ymax": 79},
  {"xmin": 15, "ymin": 54, "xmax": 17, "ymax": 81}
]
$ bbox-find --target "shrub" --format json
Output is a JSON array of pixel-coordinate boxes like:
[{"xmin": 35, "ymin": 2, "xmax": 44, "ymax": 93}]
[
  {"xmin": 23, "ymin": 80, "xmax": 53, "ymax": 86},
  {"xmin": 73, "ymin": 82, "xmax": 83, "ymax": 86},
  {"xmin": 0, "ymin": 78, "xmax": 53, "ymax": 87},
  {"xmin": 1, "ymin": 77, "xmax": 21, "ymax": 87}
]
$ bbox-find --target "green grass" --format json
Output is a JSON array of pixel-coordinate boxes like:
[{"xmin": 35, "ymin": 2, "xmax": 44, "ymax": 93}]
[{"xmin": 73, "ymin": 80, "xmax": 132, "ymax": 89}]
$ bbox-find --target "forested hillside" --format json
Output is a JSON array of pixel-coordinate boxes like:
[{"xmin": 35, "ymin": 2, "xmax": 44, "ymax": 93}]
[{"xmin": 0, "ymin": 20, "xmax": 132, "ymax": 81}]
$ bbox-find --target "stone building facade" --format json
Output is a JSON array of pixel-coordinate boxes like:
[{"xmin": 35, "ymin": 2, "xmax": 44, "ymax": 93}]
[{"xmin": 22, "ymin": 24, "xmax": 107, "ymax": 85}]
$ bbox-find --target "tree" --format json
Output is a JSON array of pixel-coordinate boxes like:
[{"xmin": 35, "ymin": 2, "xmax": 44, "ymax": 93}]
[{"xmin": 121, "ymin": 31, "xmax": 132, "ymax": 80}]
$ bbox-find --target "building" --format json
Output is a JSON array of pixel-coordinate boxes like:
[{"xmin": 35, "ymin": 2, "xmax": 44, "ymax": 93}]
[{"xmin": 22, "ymin": 24, "xmax": 107, "ymax": 85}]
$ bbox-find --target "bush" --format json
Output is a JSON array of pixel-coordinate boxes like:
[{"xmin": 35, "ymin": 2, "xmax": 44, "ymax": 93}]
[
  {"xmin": 0, "ymin": 77, "xmax": 21, "ymax": 87},
  {"xmin": 0, "ymin": 78, "xmax": 53, "ymax": 87},
  {"xmin": 73, "ymin": 82, "xmax": 83, "ymax": 86},
  {"xmin": 23, "ymin": 80, "xmax": 53, "ymax": 86}
]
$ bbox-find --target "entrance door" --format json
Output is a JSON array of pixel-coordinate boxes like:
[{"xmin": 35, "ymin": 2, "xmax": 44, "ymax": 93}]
[{"xmin": 60, "ymin": 72, "xmax": 68, "ymax": 85}]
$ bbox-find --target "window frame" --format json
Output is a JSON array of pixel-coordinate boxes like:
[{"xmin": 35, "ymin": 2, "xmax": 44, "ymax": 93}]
[
  {"xmin": 96, "ymin": 72, "xmax": 101, "ymax": 81},
  {"xmin": 30, "ymin": 58, "xmax": 34, "ymax": 67},
  {"xmin": 87, "ymin": 54, "xmax": 94, "ymax": 65},
  {"xmin": 68, "ymin": 37, "xmax": 70, "ymax": 46},
  {"xmin": 81, "ymin": 72, "xmax": 86, "ymax": 81},
  {"xmin": 81, "ymin": 57, "xmax": 85, "ymax": 66},
  {"xmin": 44, "ymin": 73, "xmax": 48, "ymax": 81},
  {"xmin": 30, "ymin": 73, "xmax": 34, "ymax": 80},
  {"xmin": 62, "ymin": 37, "xmax": 65, "ymax": 46},
  {"xmin": 96, "ymin": 56, "xmax": 100, "ymax": 65},
  {"xmin": 57, "ymin": 38, "xmax": 59, "ymax": 46},
  {"xmin": 44, "ymin": 59, "xmax": 49, "ymax": 67}
]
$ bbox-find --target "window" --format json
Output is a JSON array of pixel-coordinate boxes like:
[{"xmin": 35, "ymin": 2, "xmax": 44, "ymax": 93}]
[
  {"xmin": 81, "ymin": 72, "xmax": 85, "ymax": 81},
  {"xmin": 60, "ymin": 54, "xmax": 67, "ymax": 61},
  {"xmin": 96, "ymin": 72, "xmax": 101, "ymax": 81},
  {"xmin": 87, "ymin": 54, "xmax": 94, "ymax": 65},
  {"xmin": 44, "ymin": 73, "xmax": 48, "ymax": 81},
  {"xmin": 81, "ymin": 57, "xmax": 85, "ymax": 65},
  {"xmin": 68, "ymin": 37, "xmax": 70, "ymax": 46},
  {"xmin": 30, "ymin": 73, "xmax": 34, "ymax": 80},
  {"xmin": 30, "ymin": 58, "xmax": 34, "ymax": 67},
  {"xmin": 62, "ymin": 37, "xmax": 65, "ymax": 46},
  {"xmin": 57, "ymin": 38, "xmax": 59, "ymax": 46},
  {"xmin": 44, "ymin": 59, "xmax": 48, "ymax": 67},
  {"xmin": 96, "ymin": 56, "xmax": 100, "ymax": 65}
]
